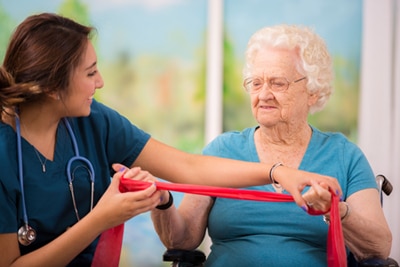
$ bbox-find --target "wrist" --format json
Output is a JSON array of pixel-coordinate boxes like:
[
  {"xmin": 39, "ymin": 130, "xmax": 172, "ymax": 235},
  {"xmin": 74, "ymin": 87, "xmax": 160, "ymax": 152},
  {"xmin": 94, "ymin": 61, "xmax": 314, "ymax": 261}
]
[
  {"xmin": 269, "ymin": 162, "xmax": 283, "ymax": 188},
  {"xmin": 323, "ymin": 201, "xmax": 350, "ymax": 224},
  {"xmin": 156, "ymin": 191, "xmax": 174, "ymax": 210}
]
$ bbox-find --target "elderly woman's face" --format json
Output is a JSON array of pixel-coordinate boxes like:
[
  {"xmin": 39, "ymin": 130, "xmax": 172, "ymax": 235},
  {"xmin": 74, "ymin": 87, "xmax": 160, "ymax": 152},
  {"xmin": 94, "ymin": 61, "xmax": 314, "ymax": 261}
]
[{"xmin": 248, "ymin": 47, "xmax": 316, "ymax": 128}]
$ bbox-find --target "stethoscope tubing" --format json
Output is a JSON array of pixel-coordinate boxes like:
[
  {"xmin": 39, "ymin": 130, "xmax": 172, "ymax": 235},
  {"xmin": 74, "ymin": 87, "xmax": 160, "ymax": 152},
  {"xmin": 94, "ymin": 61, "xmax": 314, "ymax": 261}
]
[
  {"xmin": 15, "ymin": 115, "xmax": 95, "ymax": 245},
  {"xmin": 15, "ymin": 115, "xmax": 29, "ymax": 227}
]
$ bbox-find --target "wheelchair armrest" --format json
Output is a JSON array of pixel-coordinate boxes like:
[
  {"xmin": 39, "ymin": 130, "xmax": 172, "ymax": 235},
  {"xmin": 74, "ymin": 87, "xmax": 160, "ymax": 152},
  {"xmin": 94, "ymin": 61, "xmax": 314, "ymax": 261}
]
[
  {"xmin": 165, "ymin": 249, "xmax": 399, "ymax": 267},
  {"xmin": 376, "ymin": 174, "xmax": 393, "ymax": 196},
  {"xmin": 163, "ymin": 249, "xmax": 206, "ymax": 266},
  {"xmin": 356, "ymin": 257, "xmax": 399, "ymax": 267}
]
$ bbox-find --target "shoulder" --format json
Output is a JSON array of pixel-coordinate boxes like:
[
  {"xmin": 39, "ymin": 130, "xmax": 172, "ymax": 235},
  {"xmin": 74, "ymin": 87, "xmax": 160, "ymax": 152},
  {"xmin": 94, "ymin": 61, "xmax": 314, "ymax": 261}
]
[
  {"xmin": 203, "ymin": 127, "xmax": 257, "ymax": 159},
  {"xmin": 0, "ymin": 122, "xmax": 16, "ymax": 152},
  {"xmin": 310, "ymin": 126, "xmax": 358, "ymax": 152},
  {"xmin": 206, "ymin": 127, "xmax": 255, "ymax": 147},
  {"xmin": 88, "ymin": 99, "xmax": 122, "ymax": 121},
  {"xmin": 75, "ymin": 100, "xmax": 136, "ymax": 132},
  {"xmin": 0, "ymin": 123, "xmax": 18, "ymax": 184},
  {"xmin": 309, "ymin": 126, "xmax": 375, "ymax": 194},
  {"xmin": 68, "ymin": 99, "xmax": 150, "ymax": 146},
  {"xmin": 212, "ymin": 127, "xmax": 255, "ymax": 142}
]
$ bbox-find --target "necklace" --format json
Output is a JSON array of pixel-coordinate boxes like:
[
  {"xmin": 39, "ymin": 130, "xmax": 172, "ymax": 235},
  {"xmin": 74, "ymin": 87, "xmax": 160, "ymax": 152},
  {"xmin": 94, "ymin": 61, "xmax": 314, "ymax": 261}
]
[
  {"xmin": 21, "ymin": 121, "xmax": 51, "ymax": 173},
  {"xmin": 33, "ymin": 148, "xmax": 47, "ymax": 172}
]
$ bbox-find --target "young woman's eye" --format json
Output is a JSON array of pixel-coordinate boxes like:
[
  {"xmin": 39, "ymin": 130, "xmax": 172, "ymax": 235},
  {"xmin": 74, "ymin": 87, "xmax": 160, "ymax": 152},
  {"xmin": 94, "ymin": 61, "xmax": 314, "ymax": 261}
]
[{"xmin": 88, "ymin": 70, "xmax": 97, "ymax": 77}]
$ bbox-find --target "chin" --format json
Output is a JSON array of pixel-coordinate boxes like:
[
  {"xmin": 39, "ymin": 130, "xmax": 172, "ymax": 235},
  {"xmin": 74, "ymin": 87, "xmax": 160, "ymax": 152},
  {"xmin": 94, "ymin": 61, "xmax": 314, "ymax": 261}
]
[
  {"xmin": 75, "ymin": 107, "xmax": 91, "ymax": 117},
  {"xmin": 83, "ymin": 109, "xmax": 91, "ymax": 117}
]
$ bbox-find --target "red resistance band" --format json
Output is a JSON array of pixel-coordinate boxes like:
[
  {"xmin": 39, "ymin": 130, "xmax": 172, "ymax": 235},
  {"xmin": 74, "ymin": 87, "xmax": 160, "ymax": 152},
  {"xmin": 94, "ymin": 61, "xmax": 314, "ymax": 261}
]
[{"xmin": 92, "ymin": 178, "xmax": 346, "ymax": 267}]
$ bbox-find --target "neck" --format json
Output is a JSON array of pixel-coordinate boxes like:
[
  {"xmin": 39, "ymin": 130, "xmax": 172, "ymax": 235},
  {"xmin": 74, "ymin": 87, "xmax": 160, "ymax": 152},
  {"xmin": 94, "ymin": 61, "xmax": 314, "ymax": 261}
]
[
  {"xmin": 255, "ymin": 123, "xmax": 312, "ymax": 168},
  {"xmin": 258, "ymin": 122, "xmax": 311, "ymax": 146},
  {"xmin": 17, "ymin": 104, "xmax": 61, "ymax": 161}
]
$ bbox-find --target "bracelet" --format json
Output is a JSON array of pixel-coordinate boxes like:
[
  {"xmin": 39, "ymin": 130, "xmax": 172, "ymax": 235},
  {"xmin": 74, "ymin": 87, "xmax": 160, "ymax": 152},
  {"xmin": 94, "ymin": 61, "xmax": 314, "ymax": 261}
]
[
  {"xmin": 269, "ymin": 162, "xmax": 283, "ymax": 188},
  {"xmin": 156, "ymin": 191, "xmax": 174, "ymax": 210},
  {"xmin": 323, "ymin": 202, "xmax": 350, "ymax": 224},
  {"xmin": 340, "ymin": 202, "xmax": 351, "ymax": 221}
]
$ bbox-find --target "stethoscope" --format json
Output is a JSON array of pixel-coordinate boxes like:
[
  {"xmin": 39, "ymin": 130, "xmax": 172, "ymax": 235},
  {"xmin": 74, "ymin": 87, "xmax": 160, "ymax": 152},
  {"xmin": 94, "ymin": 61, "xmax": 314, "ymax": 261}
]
[{"xmin": 15, "ymin": 115, "xmax": 95, "ymax": 246}]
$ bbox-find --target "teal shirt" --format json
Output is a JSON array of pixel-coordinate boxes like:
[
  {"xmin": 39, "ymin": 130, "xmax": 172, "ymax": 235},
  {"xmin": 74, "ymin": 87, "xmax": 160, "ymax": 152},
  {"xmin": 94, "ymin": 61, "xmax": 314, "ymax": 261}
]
[
  {"xmin": 203, "ymin": 126, "xmax": 377, "ymax": 267},
  {"xmin": 0, "ymin": 100, "xmax": 150, "ymax": 266}
]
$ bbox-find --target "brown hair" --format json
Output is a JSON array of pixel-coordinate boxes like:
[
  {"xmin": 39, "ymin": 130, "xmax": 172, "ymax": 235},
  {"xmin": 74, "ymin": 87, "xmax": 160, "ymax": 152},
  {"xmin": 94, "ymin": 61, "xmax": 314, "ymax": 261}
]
[{"xmin": 0, "ymin": 13, "xmax": 94, "ymax": 119}]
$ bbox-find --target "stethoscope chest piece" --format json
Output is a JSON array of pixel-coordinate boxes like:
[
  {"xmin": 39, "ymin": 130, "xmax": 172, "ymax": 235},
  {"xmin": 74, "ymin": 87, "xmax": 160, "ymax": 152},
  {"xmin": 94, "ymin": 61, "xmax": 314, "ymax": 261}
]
[{"xmin": 18, "ymin": 224, "xmax": 37, "ymax": 246}]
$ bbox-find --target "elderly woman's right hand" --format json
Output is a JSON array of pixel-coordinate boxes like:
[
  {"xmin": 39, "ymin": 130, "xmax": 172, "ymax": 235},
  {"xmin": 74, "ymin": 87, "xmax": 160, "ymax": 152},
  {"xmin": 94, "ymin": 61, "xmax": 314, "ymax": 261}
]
[{"xmin": 272, "ymin": 165, "xmax": 342, "ymax": 211}]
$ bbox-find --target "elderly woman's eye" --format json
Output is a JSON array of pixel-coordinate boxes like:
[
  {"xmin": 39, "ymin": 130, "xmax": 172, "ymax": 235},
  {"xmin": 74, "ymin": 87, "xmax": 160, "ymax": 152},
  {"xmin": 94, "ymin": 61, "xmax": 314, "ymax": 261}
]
[
  {"xmin": 271, "ymin": 78, "xmax": 287, "ymax": 87},
  {"xmin": 252, "ymin": 78, "xmax": 263, "ymax": 87}
]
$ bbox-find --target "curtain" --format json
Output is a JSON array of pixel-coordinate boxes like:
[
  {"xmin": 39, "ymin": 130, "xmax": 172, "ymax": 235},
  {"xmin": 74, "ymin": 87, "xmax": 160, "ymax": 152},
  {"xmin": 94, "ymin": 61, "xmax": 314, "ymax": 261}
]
[{"xmin": 358, "ymin": 0, "xmax": 399, "ymax": 260}]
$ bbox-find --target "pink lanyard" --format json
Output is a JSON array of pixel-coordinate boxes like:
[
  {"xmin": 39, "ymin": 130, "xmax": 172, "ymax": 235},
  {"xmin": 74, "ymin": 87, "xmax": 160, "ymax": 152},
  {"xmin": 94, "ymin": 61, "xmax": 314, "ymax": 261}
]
[{"xmin": 92, "ymin": 178, "xmax": 346, "ymax": 267}]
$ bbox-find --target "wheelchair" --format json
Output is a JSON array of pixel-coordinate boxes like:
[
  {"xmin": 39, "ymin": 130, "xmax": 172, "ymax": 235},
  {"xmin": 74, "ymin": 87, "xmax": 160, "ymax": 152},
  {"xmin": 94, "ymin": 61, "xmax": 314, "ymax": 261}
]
[{"xmin": 163, "ymin": 175, "xmax": 399, "ymax": 267}]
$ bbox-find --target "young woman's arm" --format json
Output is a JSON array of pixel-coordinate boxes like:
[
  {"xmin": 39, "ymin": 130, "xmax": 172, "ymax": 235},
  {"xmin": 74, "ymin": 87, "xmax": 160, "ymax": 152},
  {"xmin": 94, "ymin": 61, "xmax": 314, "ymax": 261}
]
[
  {"xmin": 133, "ymin": 138, "xmax": 342, "ymax": 209},
  {"xmin": 0, "ymin": 168, "xmax": 161, "ymax": 267}
]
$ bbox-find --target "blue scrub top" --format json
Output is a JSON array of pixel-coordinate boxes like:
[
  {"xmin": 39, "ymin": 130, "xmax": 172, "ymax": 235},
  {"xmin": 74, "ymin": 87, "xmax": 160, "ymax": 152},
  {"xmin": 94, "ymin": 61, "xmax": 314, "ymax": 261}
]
[{"xmin": 0, "ymin": 100, "xmax": 150, "ymax": 266}]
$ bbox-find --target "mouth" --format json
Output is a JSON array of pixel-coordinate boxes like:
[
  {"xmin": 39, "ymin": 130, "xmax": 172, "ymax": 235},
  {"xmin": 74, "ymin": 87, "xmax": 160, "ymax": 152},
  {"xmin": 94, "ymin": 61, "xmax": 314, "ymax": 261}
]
[{"xmin": 259, "ymin": 104, "xmax": 276, "ymax": 110}]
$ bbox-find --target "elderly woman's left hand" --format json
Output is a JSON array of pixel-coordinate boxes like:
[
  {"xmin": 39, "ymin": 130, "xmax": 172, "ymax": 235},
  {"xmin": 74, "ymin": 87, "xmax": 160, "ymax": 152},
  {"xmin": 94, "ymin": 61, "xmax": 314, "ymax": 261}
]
[{"xmin": 302, "ymin": 180, "xmax": 332, "ymax": 213}]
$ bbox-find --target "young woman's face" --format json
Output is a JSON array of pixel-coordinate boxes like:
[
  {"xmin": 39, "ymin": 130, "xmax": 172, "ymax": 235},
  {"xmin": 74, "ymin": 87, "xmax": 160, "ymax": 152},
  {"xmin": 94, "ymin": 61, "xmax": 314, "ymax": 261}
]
[{"xmin": 64, "ymin": 41, "xmax": 104, "ymax": 117}]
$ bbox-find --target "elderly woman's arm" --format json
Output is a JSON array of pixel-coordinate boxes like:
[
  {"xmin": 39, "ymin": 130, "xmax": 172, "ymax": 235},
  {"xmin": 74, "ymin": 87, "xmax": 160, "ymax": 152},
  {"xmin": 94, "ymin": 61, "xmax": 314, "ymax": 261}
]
[
  {"xmin": 151, "ymin": 193, "xmax": 213, "ymax": 249},
  {"xmin": 304, "ymin": 184, "xmax": 392, "ymax": 260},
  {"xmin": 341, "ymin": 189, "xmax": 392, "ymax": 260}
]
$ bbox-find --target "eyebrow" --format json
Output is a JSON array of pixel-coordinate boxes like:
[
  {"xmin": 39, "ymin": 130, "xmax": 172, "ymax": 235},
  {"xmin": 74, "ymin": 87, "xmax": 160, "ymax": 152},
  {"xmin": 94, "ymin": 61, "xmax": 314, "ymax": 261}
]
[{"xmin": 85, "ymin": 61, "xmax": 97, "ymax": 70}]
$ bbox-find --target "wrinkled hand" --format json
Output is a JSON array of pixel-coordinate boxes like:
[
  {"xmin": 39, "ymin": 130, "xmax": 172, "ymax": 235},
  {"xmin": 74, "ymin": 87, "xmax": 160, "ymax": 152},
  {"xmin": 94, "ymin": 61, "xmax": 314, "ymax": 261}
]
[
  {"xmin": 90, "ymin": 164, "xmax": 163, "ymax": 231},
  {"xmin": 302, "ymin": 180, "xmax": 332, "ymax": 213},
  {"xmin": 273, "ymin": 166, "xmax": 341, "ymax": 211}
]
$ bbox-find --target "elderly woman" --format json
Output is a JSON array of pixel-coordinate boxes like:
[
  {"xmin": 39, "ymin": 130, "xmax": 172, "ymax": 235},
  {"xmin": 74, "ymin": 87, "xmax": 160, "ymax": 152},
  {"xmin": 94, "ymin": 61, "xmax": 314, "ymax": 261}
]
[{"xmin": 150, "ymin": 25, "xmax": 392, "ymax": 266}]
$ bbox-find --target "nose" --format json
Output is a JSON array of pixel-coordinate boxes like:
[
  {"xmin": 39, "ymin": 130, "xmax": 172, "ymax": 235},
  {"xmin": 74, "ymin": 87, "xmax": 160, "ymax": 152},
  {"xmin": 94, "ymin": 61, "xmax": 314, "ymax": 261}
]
[
  {"xmin": 258, "ymin": 82, "xmax": 275, "ymax": 99},
  {"xmin": 259, "ymin": 81, "xmax": 274, "ymax": 93},
  {"xmin": 96, "ymin": 72, "xmax": 104, "ymax": 89}
]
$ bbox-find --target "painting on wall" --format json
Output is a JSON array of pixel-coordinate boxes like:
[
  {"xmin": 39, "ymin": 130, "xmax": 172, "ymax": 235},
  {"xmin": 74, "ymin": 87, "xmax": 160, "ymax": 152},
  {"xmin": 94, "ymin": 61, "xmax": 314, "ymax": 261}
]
[{"xmin": 0, "ymin": 0, "xmax": 362, "ymax": 266}]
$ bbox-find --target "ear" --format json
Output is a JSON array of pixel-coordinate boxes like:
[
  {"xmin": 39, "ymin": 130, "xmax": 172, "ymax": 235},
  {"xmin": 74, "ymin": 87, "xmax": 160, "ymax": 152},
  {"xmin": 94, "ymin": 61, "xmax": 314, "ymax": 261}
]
[
  {"xmin": 307, "ymin": 92, "xmax": 319, "ymax": 107},
  {"xmin": 48, "ymin": 91, "xmax": 61, "ymax": 101}
]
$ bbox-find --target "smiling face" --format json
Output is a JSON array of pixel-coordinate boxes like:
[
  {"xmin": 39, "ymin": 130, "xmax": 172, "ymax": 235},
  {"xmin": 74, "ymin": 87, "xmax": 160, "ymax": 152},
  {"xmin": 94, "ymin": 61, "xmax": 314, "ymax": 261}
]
[
  {"xmin": 62, "ymin": 41, "xmax": 104, "ymax": 117},
  {"xmin": 248, "ymin": 47, "xmax": 316, "ymax": 129}
]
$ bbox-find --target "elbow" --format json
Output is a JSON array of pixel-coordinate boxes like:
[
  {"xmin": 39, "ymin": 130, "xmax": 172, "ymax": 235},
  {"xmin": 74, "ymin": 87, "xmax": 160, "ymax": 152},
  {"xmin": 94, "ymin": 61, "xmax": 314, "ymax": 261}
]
[
  {"xmin": 357, "ymin": 229, "xmax": 393, "ymax": 261},
  {"xmin": 376, "ymin": 227, "xmax": 393, "ymax": 259},
  {"xmin": 165, "ymin": 229, "xmax": 203, "ymax": 251},
  {"xmin": 380, "ymin": 229, "xmax": 393, "ymax": 259}
]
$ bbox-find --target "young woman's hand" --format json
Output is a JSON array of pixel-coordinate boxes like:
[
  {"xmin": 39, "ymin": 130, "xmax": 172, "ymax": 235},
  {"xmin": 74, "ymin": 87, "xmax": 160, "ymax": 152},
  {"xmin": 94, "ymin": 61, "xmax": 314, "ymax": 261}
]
[
  {"xmin": 273, "ymin": 166, "xmax": 342, "ymax": 210},
  {"xmin": 113, "ymin": 163, "xmax": 171, "ymax": 206},
  {"xmin": 90, "ymin": 165, "xmax": 163, "ymax": 231}
]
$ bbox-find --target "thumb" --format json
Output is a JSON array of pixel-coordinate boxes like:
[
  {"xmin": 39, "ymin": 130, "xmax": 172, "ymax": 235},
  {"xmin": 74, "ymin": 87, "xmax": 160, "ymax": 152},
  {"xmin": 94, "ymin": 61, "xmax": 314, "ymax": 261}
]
[
  {"xmin": 112, "ymin": 163, "xmax": 128, "ymax": 173},
  {"xmin": 110, "ymin": 165, "xmax": 127, "ymax": 192},
  {"xmin": 291, "ymin": 188, "xmax": 308, "ymax": 212}
]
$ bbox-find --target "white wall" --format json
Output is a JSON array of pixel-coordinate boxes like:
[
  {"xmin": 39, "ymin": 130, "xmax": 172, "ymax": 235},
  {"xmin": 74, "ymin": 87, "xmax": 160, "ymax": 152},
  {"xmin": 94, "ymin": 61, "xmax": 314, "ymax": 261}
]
[{"xmin": 358, "ymin": 0, "xmax": 400, "ymax": 260}]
